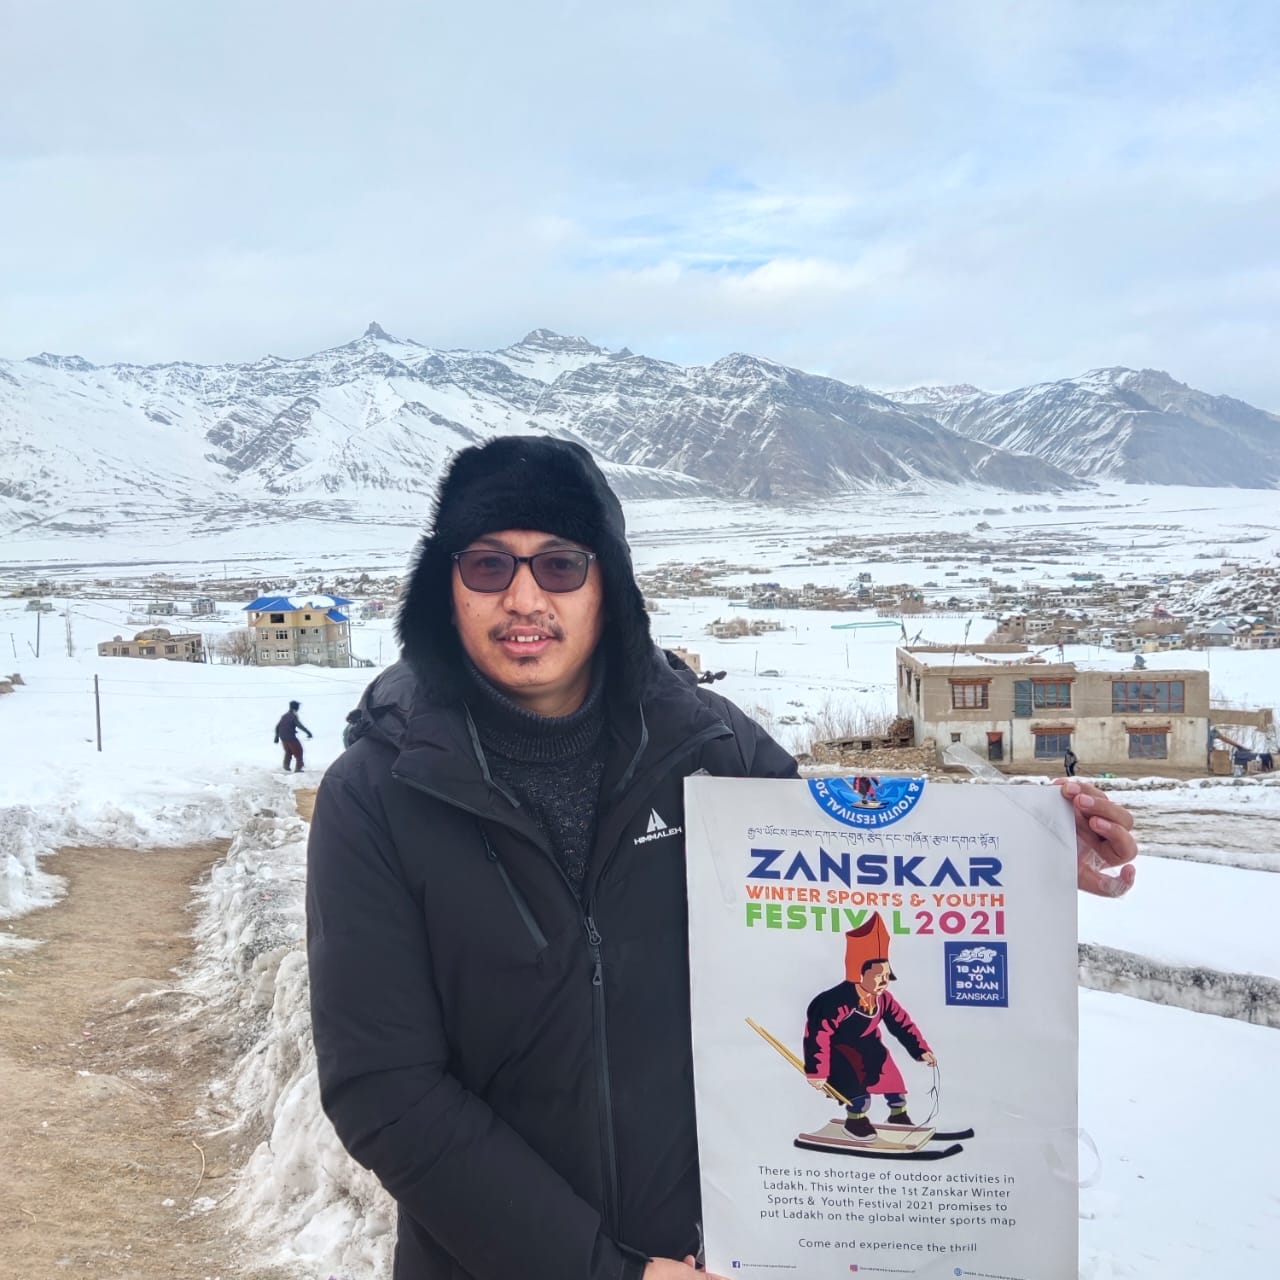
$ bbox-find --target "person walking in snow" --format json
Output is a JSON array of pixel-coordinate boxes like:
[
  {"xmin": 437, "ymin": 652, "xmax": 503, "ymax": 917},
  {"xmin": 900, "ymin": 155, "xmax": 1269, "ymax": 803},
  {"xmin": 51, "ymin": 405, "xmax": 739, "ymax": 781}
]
[
  {"xmin": 274, "ymin": 700, "xmax": 312, "ymax": 772},
  {"xmin": 305, "ymin": 435, "xmax": 1142, "ymax": 1280}
]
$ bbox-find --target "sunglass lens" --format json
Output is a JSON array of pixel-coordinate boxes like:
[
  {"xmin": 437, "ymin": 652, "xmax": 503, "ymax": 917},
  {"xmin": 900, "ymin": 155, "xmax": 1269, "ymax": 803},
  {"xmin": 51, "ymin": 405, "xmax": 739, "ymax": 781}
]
[
  {"xmin": 532, "ymin": 552, "xmax": 589, "ymax": 591},
  {"xmin": 459, "ymin": 552, "xmax": 516, "ymax": 591}
]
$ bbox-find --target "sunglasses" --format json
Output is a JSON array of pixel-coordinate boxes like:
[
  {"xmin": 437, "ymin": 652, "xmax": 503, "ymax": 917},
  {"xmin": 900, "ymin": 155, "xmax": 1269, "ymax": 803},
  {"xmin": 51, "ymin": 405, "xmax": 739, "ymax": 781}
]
[{"xmin": 451, "ymin": 548, "xmax": 597, "ymax": 593}]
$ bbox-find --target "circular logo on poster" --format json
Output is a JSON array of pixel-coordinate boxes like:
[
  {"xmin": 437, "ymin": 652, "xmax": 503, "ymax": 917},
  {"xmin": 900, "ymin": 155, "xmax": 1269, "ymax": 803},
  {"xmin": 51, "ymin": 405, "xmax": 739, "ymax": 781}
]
[{"xmin": 807, "ymin": 776, "xmax": 927, "ymax": 828}]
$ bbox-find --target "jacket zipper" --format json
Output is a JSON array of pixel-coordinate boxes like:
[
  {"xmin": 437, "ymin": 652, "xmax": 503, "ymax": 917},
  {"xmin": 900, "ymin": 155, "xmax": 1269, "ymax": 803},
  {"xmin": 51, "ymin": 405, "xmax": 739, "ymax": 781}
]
[
  {"xmin": 582, "ymin": 911, "xmax": 620, "ymax": 1232},
  {"xmin": 481, "ymin": 831, "xmax": 548, "ymax": 954}
]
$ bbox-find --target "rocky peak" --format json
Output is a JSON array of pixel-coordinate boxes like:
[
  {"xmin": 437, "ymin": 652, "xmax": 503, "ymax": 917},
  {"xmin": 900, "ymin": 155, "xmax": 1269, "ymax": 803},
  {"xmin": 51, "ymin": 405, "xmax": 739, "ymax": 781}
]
[
  {"xmin": 514, "ymin": 328, "xmax": 603, "ymax": 354},
  {"xmin": 26, "ymin": 352, "xmax": 97, "ymax": 373}
]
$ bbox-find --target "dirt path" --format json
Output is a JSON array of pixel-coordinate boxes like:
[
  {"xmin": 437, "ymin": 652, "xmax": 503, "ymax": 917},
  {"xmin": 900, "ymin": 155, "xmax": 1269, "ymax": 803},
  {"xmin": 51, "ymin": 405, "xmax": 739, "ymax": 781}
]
[{"xmin": 0, "ymin": 843, "xmax": 285, "ymax": 1280}]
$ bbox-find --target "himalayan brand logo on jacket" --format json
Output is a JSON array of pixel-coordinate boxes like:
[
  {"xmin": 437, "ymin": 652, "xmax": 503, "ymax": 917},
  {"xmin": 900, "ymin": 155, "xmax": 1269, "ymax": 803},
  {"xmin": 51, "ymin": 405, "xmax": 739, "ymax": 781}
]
[
  {"xmin": 634, "ymin": 807, "xmax": 684, "ymax": 846},
  {"xmin": 807, "ymin": 776, "xmax": 926, "ymax": 828}
]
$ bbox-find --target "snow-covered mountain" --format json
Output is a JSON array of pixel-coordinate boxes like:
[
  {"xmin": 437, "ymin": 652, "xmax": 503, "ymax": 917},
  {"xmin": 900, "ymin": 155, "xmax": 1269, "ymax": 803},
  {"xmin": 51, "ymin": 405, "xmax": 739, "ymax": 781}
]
[
  {"xmin": 0, "ymin": 325, "xmax": 1083, "ymax": 534},
  {"xmin": 884, "ymin": 368, "xmax": 1280, "ymax": 486}
]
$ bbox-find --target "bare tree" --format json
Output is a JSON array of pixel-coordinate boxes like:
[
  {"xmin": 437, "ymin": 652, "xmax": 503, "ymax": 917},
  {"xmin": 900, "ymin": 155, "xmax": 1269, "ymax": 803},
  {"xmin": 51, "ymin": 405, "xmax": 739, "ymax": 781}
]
[{"xmin": 217, "ymin": 628, "xmax": 258, "ymax": 665}]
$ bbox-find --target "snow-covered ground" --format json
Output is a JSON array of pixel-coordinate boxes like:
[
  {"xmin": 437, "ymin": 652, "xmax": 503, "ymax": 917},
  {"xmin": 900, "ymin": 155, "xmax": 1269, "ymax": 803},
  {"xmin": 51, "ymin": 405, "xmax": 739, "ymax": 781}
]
[{"xmin": 2, "ymin": 488, "xmax": 1279, "ymax": 1277}]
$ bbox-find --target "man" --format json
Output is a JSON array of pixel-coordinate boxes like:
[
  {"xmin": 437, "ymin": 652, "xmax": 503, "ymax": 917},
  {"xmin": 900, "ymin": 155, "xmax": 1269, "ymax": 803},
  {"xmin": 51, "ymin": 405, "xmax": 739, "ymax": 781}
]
[
  {"xmin": 274, "ymin": 699, "xmax": 313, "ymax": 772},
  {"xmin": 1064, "ymin": 746, "xmax": 1079, "ymax": 777},
  {"xmin": 804, "ymin": 913, "xmax": 935, "ymax": 1140},
  {"xmin": 307, "ymin": 436, "xmax": 1139, "ymax": 1280}
]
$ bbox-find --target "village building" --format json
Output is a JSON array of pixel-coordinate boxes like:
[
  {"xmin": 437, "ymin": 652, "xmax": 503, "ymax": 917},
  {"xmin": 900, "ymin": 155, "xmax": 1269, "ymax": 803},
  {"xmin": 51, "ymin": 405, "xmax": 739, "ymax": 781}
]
[
  {"xmin": 895, "ymin": 645, "xmax": 1212, "ymax": 771},
  {"xmin": 670, "ymin": 647, "xmax": 702, "ymax": 673},
  {"xmin": 243, "ymin": 594, "xmax": 354, "ymax": 667},
  {"xmin": 191, "ymin": 596, "xmax": 218, "ymax": 616},
  {"xmin": 98, "ymin": 628, "xmax": 206, "ymax": 662}
]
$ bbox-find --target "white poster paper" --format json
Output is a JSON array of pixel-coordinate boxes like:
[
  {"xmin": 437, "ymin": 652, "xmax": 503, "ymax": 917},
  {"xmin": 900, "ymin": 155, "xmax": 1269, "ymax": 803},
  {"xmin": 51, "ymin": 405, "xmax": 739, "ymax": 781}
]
[{"xmin": 685, "ymin": 775, "xmax": 1078, "ymax": 1279}]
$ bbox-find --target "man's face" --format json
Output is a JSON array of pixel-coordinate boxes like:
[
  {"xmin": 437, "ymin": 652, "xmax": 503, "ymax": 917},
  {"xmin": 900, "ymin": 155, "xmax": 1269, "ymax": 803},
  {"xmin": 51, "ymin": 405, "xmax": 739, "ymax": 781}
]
[
  {"xmin": 451, "ymin": 529, "xmax": 605, "ymax": 717},
  {"xmin": 858, "ymin": 962, "xmax": 891, "ymax": 996}
]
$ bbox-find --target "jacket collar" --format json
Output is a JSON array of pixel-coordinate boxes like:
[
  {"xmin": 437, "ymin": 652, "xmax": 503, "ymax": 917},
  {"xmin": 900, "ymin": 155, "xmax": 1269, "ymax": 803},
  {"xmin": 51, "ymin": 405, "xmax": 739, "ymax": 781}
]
[{"xmin": 359, "ymin": 649, "xmax": 728, "ymax": 819}]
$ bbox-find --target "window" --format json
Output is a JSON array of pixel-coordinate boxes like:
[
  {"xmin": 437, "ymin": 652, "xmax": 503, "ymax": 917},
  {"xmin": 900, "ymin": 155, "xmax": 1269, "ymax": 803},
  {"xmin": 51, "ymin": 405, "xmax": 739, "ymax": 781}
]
[
  {"xmin": 140, "ymin": 646, "xmax": 155, "ymax": 655},
  {"xmin": 1128, "ymin": 732, "xmax": 1168, "ymax": 759},
  {"xmin": 304, "ymin": 613, "xmax": 312, "ymax": 620},
  {"xmin": 1112, "ymin": 680, "xmax": 1185, "ymax": 713},
  {"xmin": 259, "ymin": 629, "xmax": 270, "ymax": 640},
  {"xmin": 950, "ymin": 733, "xmax": 962, "ymax": 743},
  {"xmin": 950, "ymin": 680, "xmax": 990, "ymax": 709},
  {"xmin": 1035, "ymin": 732, "xmax": 1072, "ymax": 758},
  {"xmin": 269, "ymin": 613, "xmax": 285, "ymax": 623},
  {"xmin": 164, "ymin": 645, "xmax": 177, "ymax": 654},
  {"xmin": 275, "ymin": 629, "xmax": 290, "ymax": 640},
  {"xmin": 1032, "ymin": 680, "xmax": 1072, "ymax": 709},
  {"xmin": 276, "ymin": 648, "xmax": 290, "ymax": 660}
]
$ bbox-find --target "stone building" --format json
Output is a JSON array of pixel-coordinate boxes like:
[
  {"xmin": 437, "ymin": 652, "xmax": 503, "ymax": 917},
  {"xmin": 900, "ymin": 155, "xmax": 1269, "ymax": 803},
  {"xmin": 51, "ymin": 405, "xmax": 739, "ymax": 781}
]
[
  {"xmin": 98, "ymin": 628, "xmax": 206, "ymax": 662},
  {"xmin": 895, "ymin": 646, "xmax": 1211, "ymax": 770}
]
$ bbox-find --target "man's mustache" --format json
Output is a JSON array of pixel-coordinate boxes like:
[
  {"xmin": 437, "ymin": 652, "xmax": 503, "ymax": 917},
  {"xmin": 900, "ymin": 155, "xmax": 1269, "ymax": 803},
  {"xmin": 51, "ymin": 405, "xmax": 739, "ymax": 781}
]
[{"xmin": 489, "ymin": 618, "xmax": 565, "ymax": 642}]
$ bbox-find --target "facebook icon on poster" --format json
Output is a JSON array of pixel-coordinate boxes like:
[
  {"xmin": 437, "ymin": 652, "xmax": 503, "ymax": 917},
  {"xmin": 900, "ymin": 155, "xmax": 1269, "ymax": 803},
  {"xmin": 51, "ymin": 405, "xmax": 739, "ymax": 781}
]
[{"xmin": 945, "ymin": 941, "xmax": 1009, "ymax": 1007}]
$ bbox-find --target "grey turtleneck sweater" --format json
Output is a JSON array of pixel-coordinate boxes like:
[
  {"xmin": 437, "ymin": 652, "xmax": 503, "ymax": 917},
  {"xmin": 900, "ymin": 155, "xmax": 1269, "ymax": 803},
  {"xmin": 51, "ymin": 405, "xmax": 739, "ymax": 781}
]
[{"xmin": 464, "ymin": 660, "xmax": 606, "ymax": 898}]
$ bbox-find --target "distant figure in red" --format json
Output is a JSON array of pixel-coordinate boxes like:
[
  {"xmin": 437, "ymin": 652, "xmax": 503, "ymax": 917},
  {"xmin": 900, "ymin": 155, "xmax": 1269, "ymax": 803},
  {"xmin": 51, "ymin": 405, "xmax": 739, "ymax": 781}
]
[
  {"xmin": 853, "ymin": 775, "xmax": 880, "ymax": 806},
  {"xmin": 274, "ymin": 700, "xmax": 313, "ymax": 772},
  {"xmin": 803, "ymin": 913, "xmax": 936, "ymax": 1142}
]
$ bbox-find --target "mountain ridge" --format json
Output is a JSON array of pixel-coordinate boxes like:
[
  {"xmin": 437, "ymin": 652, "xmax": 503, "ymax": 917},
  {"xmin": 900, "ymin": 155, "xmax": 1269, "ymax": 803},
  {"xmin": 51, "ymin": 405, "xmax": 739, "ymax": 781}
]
[{"xmin": 3, "ymin": 327, "xmax": 1274, "ymax": 536}]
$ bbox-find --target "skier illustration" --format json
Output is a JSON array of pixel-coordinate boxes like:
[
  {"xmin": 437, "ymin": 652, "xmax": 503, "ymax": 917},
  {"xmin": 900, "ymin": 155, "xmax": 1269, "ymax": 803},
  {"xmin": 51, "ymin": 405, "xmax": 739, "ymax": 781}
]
[
  {"xmin": 803, "ymin": 913, "xmax": 935, "ymax": 1140},
  {"xmin": 852, "ymin": 775, "xmax": 881, "ymax": 807},
  {"xmin": 747, "ymin": 912, "xmax": 968, "ymax": 1160}
]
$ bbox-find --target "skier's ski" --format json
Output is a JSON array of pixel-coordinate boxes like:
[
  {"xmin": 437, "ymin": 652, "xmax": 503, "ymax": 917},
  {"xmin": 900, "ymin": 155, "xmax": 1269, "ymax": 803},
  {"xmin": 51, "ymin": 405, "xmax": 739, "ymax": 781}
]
[
  {"xmin": 795, "ymin": 1138, "xmax": 965, "ymax": 1162},
  {"xmin": 877, "ymin": 1124, "xmax": 976, "ymax": 1141}
]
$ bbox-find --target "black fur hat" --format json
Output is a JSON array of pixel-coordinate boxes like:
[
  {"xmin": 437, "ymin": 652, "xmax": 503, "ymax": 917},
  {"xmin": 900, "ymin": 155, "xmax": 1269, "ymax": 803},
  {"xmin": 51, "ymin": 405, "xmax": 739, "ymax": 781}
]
[{"xmin": 397, "ymin": 436, "xmax": 653, "ymax": 701}]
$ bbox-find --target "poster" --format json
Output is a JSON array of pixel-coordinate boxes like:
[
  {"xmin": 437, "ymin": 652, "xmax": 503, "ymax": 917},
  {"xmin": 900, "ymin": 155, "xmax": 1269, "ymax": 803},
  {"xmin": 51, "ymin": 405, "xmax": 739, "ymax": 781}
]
[{"xmin": 685, "ymin": 775, "xmax": 1078, "ymax": 1279}]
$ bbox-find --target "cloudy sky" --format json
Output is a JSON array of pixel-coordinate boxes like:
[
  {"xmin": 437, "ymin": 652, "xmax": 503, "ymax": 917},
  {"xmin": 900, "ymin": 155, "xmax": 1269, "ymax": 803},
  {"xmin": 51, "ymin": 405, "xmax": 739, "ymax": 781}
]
[{"xmin": 4, "ymin": 0, "xmax": 1278, "ymax": 405}]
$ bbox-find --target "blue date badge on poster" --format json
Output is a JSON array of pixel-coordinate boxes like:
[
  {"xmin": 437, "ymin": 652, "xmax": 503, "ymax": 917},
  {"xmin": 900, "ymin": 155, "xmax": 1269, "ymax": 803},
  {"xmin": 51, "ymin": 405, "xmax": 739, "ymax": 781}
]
[{"xmin": 945, "ymin": 941, "xmax": 1009, "ymax": 1007}]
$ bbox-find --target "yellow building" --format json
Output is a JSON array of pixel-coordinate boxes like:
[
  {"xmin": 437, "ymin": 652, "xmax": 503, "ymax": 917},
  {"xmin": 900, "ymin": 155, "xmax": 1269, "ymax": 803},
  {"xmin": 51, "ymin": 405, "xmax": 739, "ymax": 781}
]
[{"xmin": 98, "ymin": 628, "xmax": 205, "ymax": 662}]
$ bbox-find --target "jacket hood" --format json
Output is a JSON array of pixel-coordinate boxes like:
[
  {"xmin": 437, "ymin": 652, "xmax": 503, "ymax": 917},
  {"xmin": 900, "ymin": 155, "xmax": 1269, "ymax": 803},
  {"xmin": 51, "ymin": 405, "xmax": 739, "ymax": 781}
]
[{"xmin": 395, "ymin": 436, "xmax": 653, "ymax": 704}]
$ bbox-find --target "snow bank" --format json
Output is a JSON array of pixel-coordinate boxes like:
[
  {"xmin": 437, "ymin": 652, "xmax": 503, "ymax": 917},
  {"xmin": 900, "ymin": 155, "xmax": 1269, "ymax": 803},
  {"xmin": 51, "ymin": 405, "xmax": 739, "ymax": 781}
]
[
  {"xmin": 184, "ymin": 806, "xmax": 395, "ymax": 1279},
  {"xmin": 1079, "ymin": 943, "xmax": 1280, "ymax": 1027}
]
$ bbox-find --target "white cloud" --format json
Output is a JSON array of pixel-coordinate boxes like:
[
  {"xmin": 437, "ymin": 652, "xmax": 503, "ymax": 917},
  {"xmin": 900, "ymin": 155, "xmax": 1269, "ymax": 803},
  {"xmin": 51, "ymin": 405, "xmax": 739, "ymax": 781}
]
[{"xmin": 2, "ymin": 0, "xmax": 1278, "ymax": 408}]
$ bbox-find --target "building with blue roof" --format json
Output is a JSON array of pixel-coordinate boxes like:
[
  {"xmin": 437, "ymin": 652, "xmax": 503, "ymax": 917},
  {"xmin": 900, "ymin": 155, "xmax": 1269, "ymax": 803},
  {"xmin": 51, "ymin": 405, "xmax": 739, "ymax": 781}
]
[{"xmin": 243, "ymin": 594, "xmax": 355, "ymax": 667}]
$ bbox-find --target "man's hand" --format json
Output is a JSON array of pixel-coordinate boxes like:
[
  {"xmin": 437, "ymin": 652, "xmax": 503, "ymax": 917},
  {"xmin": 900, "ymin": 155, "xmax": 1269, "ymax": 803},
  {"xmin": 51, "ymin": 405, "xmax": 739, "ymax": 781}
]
[
  {"xmin": 807, "ymin": 1076, "xmax": 829, "ymax": 1090},
  {"xmin": 644, "ymin": 1258, "xmax": 728, "ymax": 1279},
  {"xmin": 273, "ymin": 735, "xmax": 279, "ymax": 744},
  {"xmin": 1057, "ymin": 779, "xmax": 1138, "ymax": 898},
  {"xmin": 922, "ymin": 1051, "xmax": 937, "ymax": 1067}
]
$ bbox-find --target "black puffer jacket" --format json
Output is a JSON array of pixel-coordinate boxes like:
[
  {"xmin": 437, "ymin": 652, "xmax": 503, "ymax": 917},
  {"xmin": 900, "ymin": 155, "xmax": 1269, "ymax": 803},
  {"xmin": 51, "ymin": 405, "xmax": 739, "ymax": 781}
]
[{"xmin": 307, "ymin": 651, "xmax": 797, "ymax": 1279}]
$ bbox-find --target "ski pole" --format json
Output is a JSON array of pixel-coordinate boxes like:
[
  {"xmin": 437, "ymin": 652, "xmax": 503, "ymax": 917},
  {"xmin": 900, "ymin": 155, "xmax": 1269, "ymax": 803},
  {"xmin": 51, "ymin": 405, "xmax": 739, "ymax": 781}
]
[{"xmin": 746, "ymin": 1018, "xmax": 852, "ymax": 1107}]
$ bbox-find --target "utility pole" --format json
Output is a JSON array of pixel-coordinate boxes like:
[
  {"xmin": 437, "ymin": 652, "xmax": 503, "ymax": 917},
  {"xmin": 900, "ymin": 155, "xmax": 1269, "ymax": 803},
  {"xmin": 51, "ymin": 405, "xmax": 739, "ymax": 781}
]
[
  {"xmin": 7, "ymin": 633, "xmax": 14, "ymax": 660},
  {"xmin": 94, "ymin": 674, "xmax": 102, "ymax": 752},
  {"xmin": 35, "ymin": 608, "xmax": 41, "ymax": 658},
  {"xmin": 65, "ymin": 607, "xmax": 74, "ymax": 658}
]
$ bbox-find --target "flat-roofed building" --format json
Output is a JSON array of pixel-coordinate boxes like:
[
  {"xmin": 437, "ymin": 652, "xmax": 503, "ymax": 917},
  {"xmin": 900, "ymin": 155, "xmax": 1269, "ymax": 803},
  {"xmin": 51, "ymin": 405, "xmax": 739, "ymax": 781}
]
[
  {"xmin": 98, "ymin": 628, "xmax": 205, "ymax": 662},
  {"xmin": 896, "ymin": 646, "xmax": 1211, "ymax": 771}
]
